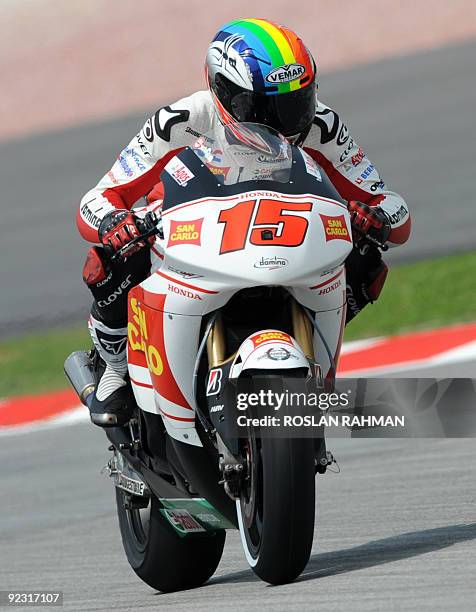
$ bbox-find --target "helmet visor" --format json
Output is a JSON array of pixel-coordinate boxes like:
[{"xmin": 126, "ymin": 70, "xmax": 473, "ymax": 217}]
[{"xmin": 229, "ymin": 82, "xmax": 316, "ymax": 137}]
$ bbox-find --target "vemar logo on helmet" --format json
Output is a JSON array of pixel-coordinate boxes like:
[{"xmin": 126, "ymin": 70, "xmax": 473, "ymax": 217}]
[
  {"xmin": 69, "ymin": 15, "xmax": 411, "ymax": 593},
  {"xmin": 265, "ymin": 63, "xmax": 306, "ymax": 83}
]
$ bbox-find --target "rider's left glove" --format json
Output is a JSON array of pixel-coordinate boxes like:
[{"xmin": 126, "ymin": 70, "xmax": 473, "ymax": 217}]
[
  {"xmin": 347, "ymin": 201, "xmax": 391, "ymax": 246},
  {"xmin": 98, "ymin": 209, "xmax": 147, "ymax": 259}
]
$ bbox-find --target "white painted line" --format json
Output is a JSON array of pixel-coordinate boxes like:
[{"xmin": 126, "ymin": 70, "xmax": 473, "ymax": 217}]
[{"xmin": 0, "ymin": 406, "xmax": 88, "ymax": 437}]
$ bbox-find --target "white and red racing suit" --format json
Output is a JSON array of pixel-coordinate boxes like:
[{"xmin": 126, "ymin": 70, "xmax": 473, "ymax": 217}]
[{"xmin": 77, "ymin": 90, "xmax": 411, "ymax": 246}]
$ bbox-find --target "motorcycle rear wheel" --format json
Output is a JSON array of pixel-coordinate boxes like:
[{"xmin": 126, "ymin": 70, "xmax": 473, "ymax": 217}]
[{"xmin": 115, "ymin": 489, "xmax": 225, "ymax": 592}]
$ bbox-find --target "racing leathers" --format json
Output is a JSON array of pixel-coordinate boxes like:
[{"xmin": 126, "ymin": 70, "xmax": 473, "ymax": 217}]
[{"xmin": 78, "ymin": 90, "xmax": 411, "ymax": 426}]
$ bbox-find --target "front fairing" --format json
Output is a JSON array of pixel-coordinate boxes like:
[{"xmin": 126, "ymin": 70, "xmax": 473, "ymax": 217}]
[
  {"xmin": 159, "ymin": 189, "xmax": 351, "ymax": 287},
  {"xmin": 141, "ymin": 123, "xmax": 353, "ymax": 316}
]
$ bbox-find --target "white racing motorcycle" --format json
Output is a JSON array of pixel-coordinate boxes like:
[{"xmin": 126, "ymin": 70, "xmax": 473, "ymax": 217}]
[{"xmin": 65, "ymin": 122, "xmax": 364, "ymax": 591}]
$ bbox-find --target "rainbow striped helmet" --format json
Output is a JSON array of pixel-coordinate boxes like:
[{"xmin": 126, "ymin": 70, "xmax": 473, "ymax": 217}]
[{"xmin": 206, "ymin": 18, "xmax": 317, "ymax": 139}]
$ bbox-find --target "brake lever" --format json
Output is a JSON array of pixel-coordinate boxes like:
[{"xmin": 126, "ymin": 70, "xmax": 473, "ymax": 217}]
[
  {"xmin": 352, "ymin": 226, "xmax": 389, "ymax": 252},
  {"xmin": 363, "ymin": 234, "xmax": 389, "ymax": 252}
]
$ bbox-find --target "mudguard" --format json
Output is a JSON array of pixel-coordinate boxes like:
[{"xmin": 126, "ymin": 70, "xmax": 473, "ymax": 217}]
[{"xmin": 229, "ymin": 329, "xmax": 310, "ymax": 378}]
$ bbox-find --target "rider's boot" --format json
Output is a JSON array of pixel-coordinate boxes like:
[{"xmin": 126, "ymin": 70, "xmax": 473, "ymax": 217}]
[
  {"xmin": 345, "ymin": 244, "xmax": 388, "ymax": 325},
  {"xmin": 88, "ymin": 313, "xmax": 134, "ymax": 427},
  {"xmin": 82, "ymin": 245, "xmax": 150, "ymax": 427}
]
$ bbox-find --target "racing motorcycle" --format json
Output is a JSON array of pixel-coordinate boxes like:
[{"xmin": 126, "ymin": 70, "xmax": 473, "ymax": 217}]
[{"xmin": 65, "ymin": 122, "xmax": 370, "ymax": 591}]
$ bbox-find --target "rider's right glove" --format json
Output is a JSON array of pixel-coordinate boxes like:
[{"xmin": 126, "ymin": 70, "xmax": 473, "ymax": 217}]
[
  {"xmin": 347, "ymin": 201, "xmax": 391, "ymax": 246},
  {"xmin": 98, "ymin": 209, "xmax": 147, "ymax": 259}
]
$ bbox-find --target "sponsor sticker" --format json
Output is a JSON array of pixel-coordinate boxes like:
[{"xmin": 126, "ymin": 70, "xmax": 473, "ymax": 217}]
[
  {"xmin": 116, "ymin": 472, "xmax": 146, "ymax": 496},
  {"xmin": 207, "ymin": 368, "xmax": 223, "ymax": 396},
  {"xmin": 97, "ymin": 274, "xmax": 133, "ymax": 307},
  {"xmin": 300, "ymin": 150, "xmax": 322, "ymax": 180},
  {"xmin": 124, "ymin": 147, "xmax": 146, "ymax": 171},
  {"xmin": 319, "ymin": 214, "xmax": 352, "ymax": 243},
  {"xmin": 136, "ymin": 133, "xmax": 151, "ymax": 156},
  {"xmin": 117, "ymin": 154, "xmax": 134, "ymax": 178},
  {"xmin": 167, "ymin": 284, "xmax": 202, "ymax": 300},
  {"xmin": 253, "ymin": 256, "xmax": 288, "ymax": 270},
  {"xmin": 165, "ymin": 157, "xmax": 195, "ymax": 186},
  {"xmin": 266, "ymin": 347, "xmax": 291, "ymax": 361},
  {"xmin": 251, "ymin": 331, "xmax": 293, "ymax": 348},
  {"xmin": 370, "ymin": 180, "xmax": 386, "ymax": 192},
  {"xmin": 318, "ymin": 279, "xmax": 342, "ymax": 295},
  {"xmin": 389, "ymin": 204, "xmax": 409, "ymax": 225},
  {"xmin": 351, "ymin": 147, "xmax": 365, "ymax": 166},
  {"xmin": 254, "ymin": 168, "xmax": 273, "ymax": 180},
  {"xmin": 167, "ymin": 218, "xmax": 203, "ymax": 247},
  {"xmin": 210, "ymin": 404, "xmax": 224, "ymax": 413},
  {"xmin": 339, "ymin": 138, "xmax": 355, "ymax": 162},
  {"xmin": 265, "ymin": 63, "xmax": 306, "ymax": 84},
  {"xmin": 163, "ymin": 509, "xmax": 205, "ymax": 534},
  {"xmin": 358, "ymin": 163, "xmax": 375, "ymax": 180},
  {"xmin": 207, "ymin": 164, "xmax": 230, "ymax": 180},
  {"xmin": 107, "ymin": 171, "xmax": 120, "ymax": 185},
  {"xmin": 192, "ymin": 136, "xmax": 223, "ymax": 163},
  {"xmin": 167, "ymin": 265, "xmax": 203, "ymax": 279}
]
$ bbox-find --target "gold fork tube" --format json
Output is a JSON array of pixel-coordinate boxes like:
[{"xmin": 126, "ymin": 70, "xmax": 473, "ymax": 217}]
[
  {"xmin": 206, "ymin": 313, "xmax": 227, "ymax": 368},
  {"xmin": 291, "ymin": 299, "xmax": 314, "ymax": 360}
]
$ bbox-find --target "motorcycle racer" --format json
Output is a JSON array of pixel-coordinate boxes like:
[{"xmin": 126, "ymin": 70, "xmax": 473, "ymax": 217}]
[{"xmin": 77, "ymin": 18, "xmax": 411, "ymax": 427}]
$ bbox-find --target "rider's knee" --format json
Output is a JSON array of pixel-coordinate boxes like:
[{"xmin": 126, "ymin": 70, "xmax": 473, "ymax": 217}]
[{"xmin": 82, "ymin": 245, "xmax": 151, "ymax": 326}]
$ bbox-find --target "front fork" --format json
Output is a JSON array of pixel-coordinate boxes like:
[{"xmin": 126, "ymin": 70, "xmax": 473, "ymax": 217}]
[{"xmin": 205, "ymin": 300, "xmax": 336, "ymax": 500}]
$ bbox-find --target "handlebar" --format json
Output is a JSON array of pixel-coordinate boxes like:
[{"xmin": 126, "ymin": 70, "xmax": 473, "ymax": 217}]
[{"xmin": 351, "ymin": 224, "xmax": 389, "ymax": 252}]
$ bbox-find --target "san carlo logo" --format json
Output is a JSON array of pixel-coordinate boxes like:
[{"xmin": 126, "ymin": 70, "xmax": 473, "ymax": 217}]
[
  {"xmin": 167, "ymin": 218, "xmax": 203, "ymax": 247},
  {"xmin": 265, "ymin": 63, "xmax": 306, "ymax": 84},
  {"xmin": 319, "ymin": 214, "xmax": 351, "ymax": 243},
  {"xmin": 251, "ymin": 331, "xmax": 293, "ymax": 347},
  {"xmin": 254, "ymin": 256, "xmax": 289, "ymax": 270}
]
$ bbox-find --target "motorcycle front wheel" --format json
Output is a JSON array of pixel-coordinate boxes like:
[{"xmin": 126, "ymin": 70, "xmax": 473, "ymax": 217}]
[{"xmin": 237, "ymin": 412, "xmax": 315, "ymax": 584}]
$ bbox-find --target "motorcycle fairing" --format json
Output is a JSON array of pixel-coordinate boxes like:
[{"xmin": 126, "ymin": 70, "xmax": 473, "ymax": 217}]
[{"xmin": 127, "ymin": 144, "xmax": 352, "ymax": 446}]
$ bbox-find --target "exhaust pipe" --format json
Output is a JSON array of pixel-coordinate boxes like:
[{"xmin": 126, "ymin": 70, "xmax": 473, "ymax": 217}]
[{"xmin": 64, "ymin": 351, "xmax": 96, "ymax": 407}]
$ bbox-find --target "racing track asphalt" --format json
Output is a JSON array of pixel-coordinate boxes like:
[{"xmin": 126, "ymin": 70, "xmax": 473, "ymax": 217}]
[
  {"xmin": 2, "ymin": 422, "xmax": 475, "ymax": 611},
  {"xmin": 1, "ymin": 40, "xmax": 475, "ymax": 337},
  {"xmin": 2, "ymin": 357, "xmax": 475, "ymax": 610}
]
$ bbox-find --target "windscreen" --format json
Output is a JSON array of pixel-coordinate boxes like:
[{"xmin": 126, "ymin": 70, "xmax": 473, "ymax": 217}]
[{"xmin": 190, "ymin": 122, "xmax": 292, "ymax": 186}]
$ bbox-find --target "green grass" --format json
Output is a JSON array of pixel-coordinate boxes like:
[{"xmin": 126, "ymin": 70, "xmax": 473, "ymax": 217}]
[
  {"xmin": 1, "ymin": 250, "xmax": 475, "ymax": 398},
  {"xmin": 0, "ymin": 325, "xmax": 90, "ymax": 397},
  {"xmin": 345, "ymin": 250, "xmax": 476, "ymax": 340}
]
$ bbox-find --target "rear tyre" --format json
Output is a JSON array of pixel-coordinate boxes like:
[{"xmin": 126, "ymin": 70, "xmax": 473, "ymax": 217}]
[{"xmin": 115, "ymin": 490, "xmax": 225, "ymax": 592}]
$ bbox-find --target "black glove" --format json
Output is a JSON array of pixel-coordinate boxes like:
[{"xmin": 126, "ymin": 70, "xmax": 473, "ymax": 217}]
[{"xmin": 348, "ymin": 201, "xmax": 391, "ymax": 246}]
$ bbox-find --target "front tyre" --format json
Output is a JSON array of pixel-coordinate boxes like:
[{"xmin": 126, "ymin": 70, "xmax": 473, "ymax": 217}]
[
  {"xmin": 115, "ymin": 490, "xmax": 225, "ymax": 592},
  {"xmin": 237, "ymin": 430, "xmax": 315, "ymax": 584}
]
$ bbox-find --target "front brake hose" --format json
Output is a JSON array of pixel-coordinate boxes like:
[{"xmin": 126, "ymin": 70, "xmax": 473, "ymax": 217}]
[{"xmin": 303, "ymin": 308, "xmax": 337, "ymax": 383}]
